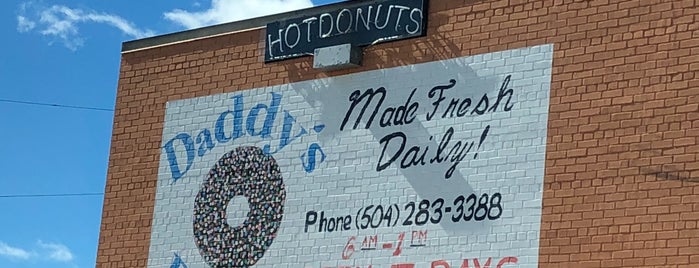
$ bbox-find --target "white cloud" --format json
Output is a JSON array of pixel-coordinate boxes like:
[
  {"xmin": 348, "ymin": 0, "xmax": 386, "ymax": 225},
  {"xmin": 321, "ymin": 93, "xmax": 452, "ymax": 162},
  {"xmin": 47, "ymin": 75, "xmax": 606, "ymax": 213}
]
[
  {"xmin": 38, "ymin": 241, "xmax": 74, "ymax": 262},
  {"xmin": 0, "ymin": 241, "xmax": 76, "ymax": 263},
  {"xmin": 18, "ymin": 0, "xmax": 319, "ymax": 50},
  {"xmin": 17, "ymin": 3, "xmax": 155, "ymax": 50},
  {"xmin": 164, "ymin": 0, "xmax": 314, "ymax": 29},
  {"xmin": 17, "ymin": 15, "xmax": 36, "ymax": 32},
  {"xmin": 0, "ymin": 242, "xmax": 33, "ymax": 260}
]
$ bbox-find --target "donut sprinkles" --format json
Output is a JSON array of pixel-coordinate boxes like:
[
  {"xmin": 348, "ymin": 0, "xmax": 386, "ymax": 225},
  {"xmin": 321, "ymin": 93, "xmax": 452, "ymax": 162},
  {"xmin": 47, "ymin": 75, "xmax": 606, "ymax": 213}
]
[{"xmin": 193, "ymin": 146, "xmax": 286, "ymax": 268}]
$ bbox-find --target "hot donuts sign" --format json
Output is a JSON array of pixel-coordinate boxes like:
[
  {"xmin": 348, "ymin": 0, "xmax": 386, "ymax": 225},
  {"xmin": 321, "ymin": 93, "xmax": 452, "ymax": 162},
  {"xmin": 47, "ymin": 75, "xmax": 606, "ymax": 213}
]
[{"xmin": 149, "ymin": 45, "xmax": 553, "ymax": 267}]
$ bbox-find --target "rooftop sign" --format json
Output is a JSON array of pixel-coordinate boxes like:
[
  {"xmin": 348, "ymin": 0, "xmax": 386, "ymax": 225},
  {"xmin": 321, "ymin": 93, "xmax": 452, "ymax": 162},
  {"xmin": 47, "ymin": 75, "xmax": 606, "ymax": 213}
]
[{"xmin": 265, "ymin": 0, "xmax": 428, "ymax": 62}]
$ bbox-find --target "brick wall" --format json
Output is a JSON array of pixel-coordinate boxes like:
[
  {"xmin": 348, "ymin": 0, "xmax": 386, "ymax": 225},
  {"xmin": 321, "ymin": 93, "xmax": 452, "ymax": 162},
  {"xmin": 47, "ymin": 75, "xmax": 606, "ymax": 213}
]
[{"xmin": 97, "ymin": 0, "xmax": 699, "ymax": 267}]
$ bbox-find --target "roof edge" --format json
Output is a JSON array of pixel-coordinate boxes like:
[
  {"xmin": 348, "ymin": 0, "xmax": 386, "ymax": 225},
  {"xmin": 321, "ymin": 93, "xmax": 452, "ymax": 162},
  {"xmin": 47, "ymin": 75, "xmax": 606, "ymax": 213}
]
[{"xmin": 121, "ymin": 0, "xmax": 375, "ymax": 53}]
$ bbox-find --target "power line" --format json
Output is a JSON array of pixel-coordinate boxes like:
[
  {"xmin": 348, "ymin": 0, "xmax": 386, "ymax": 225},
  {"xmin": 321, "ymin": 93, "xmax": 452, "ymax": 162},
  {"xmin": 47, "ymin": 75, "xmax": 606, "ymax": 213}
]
[
  {"xmin": 0, "ymin": 98, "xmax": 114, "ymax": 112},
  {"xmin": 0, "ymin": 193, "xmax": 104, "ymax": 198}
]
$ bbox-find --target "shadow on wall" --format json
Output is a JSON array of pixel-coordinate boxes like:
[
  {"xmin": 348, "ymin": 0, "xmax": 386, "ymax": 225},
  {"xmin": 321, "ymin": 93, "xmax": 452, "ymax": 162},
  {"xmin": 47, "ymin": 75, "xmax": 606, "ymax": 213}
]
[
  {"xmin": 283, "ymin": 10, "xmax": 472, "ymax": 134},
  {"xmin": 640, "ymin": 149, "xmax": 698, "ymax": 183},
  {"xmin": 284, "ymin": 11, "xmax": 464, "ymax": 82},
  {"xmin": 286, "ymin": 9, "xmax": 510, "ymax": 234},
  {"xmin": 369, "ymin": 13, "xmax": 465, "ymax": 67}
]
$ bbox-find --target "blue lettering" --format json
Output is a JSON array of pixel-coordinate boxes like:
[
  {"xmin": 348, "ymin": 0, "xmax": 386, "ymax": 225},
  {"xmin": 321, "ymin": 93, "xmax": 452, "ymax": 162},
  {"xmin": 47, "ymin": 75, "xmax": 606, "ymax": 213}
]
[
  {"xmin": 195, "ymin": 129, "xmax": 215, "ymax": 157},
  {"xmin": 165, "ymin": 92, "xmax": 326, "ymax": 182},
  {"xmin": 300, "ymin": 143, "xmax": 326, "ymax": 173},
  {"xmin": 264, "ymin": 110, "xmax": 307, "ymax": 154},
  {"xmin": 163, "ymin": 133, "xmax": 195, "ymax": 183},
  {"xmin": 246, "ymin": 92, "xmax": 282, "ymax": 138},
  {"xmin": 313, "ymin": 124, "xmax": 325, "ymax": 133},
  {"xmin": 214, "ymin": 95, "xmax": 245, "ymax": 143},
  {"xmin": 170, "ymin": 253, "xmax": 188, "ymax": 268}
]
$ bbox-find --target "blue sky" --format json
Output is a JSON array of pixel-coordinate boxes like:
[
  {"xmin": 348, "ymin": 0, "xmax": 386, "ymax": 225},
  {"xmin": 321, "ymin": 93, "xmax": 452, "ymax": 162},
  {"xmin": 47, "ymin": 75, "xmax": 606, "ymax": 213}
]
[{"xmin": 0, "ymin": 0, "xmax": 340, "ymax": 267}]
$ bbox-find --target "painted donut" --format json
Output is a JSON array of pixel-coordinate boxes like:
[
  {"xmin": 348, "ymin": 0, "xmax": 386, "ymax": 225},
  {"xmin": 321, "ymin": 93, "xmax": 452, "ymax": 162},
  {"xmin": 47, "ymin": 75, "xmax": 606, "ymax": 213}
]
[{"xmin": 193, "ymin": 146, "xmax": 286, "ymax": 267}]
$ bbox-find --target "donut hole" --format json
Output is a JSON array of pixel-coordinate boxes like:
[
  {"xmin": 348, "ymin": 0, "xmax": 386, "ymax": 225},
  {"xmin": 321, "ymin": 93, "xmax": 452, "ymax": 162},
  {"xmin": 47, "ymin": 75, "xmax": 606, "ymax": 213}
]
[{"xmin": 226, "ymin": 195, "xmax": 251, "ymax": 227}]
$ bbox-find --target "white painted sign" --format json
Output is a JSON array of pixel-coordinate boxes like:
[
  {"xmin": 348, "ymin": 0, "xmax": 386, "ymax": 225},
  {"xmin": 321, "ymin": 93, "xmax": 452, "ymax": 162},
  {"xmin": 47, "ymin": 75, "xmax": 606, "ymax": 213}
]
[{"xmin": 149, "ymin": 44, "xmax": 553, "ymax": 268}]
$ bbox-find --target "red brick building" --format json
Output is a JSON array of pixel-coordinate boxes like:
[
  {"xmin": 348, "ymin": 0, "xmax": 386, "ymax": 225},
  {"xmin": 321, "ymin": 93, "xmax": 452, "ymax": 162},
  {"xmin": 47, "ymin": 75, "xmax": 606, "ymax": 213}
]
[{"xmin": 97, "ymin": 0, "xmax": 699, "ymax": 267}]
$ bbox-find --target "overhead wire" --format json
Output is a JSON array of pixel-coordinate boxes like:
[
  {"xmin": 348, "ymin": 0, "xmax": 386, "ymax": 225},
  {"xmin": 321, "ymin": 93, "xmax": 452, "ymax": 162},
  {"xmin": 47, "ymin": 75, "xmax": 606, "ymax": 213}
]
[
  {"xmin": 0, "ymin": 98, "xmax": 114, "ymax": 112},
  {"xmin": 0, "ymin": 98, "xmax": 112, "ymax": 199}
]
